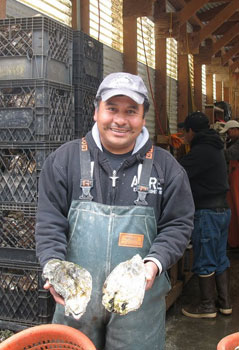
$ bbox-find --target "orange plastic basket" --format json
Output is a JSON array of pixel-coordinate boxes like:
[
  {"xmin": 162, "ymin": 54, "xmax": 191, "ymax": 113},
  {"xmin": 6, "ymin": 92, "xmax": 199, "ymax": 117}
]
[
  {"xmin": 0, "ymin": 324, "xmax": 96, "ymax": 350},
  {"xmin": 217, "ymin": 332, "xmax": 239, "ymax": 350}
]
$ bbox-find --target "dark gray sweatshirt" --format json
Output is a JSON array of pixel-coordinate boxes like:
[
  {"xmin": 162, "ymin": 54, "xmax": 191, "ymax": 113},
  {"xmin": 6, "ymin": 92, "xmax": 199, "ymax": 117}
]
[{"xmin": 35, "ymin": 125, "xmax": 194, "ymax": 272}]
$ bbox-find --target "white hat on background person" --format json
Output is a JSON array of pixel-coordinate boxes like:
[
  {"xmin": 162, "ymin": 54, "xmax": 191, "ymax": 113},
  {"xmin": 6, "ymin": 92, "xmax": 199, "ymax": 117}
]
[{"xmin": 219, "ymin": 120, "xmax": 239, "ymax": 133}]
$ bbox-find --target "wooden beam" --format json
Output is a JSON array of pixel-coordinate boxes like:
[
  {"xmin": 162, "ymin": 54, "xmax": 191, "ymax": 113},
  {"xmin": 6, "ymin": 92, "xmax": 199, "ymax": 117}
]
[
  {"xmin": 71, "ymin": 0, "xmax": 77, "ymax": 30},
  {"xmin": 178, "ymin": 24, "xmax": 189, "ymax": 122},
  {"xmin": 206, "ymin": 58, "xmax": 229, "ymax": 75},
  {"xmin": 175, "ymin": 0, "xmax": 209, "ymax": 27},
  {"xmin": 197, "ymin": 3, "xmax": 228, "ymax": 22},
  {"xmin": 212, "ymin": 23, "xmax": 239, "ymax": 56},
  {"xmin": 80, "ymin": 0, "xmax": 89, "ymax": 34},
  {"xmin": 194, "ymin": 58, "xmax": 202, "ymax": 111},
  {"xmin": 123, "ymin": 16, "xmax": 137, "ymax": 74},
  {"xmin": 0, "ymin": 0, "xmax": 6, "ymax": 19},
  {"xmin": 224, "ymin": 86, "xmax": 230, "ymax": 103},
  {"xmin": 222, "ymin": 42, "xmax": 239, "ymax": 66},
  {"xmin": 189, "ymin": 0, "xmax": 239, "ymax": 54},
  {"xmin": 216, "ymin": 81, "xmax": 222, "ymax": 101},
  {"xmin": 123, "ymin": 0, "xmax": 156, "ymax": 17},
  {"xmin": 229, "ymin": 60, "xmax": 239, "ymax": 73},
  {"xmin": 206, "ymin": 73, "xmax": 214, "ymax": 104}
]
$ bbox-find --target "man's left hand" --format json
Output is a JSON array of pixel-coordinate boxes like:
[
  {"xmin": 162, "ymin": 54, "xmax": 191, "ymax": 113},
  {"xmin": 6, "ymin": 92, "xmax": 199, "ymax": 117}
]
[{"xmin": 144, "ymin": 261, "xmax": 159, "ymax": 290}]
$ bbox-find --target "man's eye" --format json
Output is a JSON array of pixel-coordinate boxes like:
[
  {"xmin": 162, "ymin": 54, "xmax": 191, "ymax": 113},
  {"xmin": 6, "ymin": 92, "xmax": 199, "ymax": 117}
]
[{"xmin": 127, "ymin": 109, "xmax": 136, "ymax": 115}]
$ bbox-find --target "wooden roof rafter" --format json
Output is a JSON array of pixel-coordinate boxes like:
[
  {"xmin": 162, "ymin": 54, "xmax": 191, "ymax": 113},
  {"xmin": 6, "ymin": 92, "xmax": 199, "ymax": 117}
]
[
  {"xmin": 222, "ymin": 40, "xmax": 239, "ymax": 66},
  {"xmin": 188, "ymin": 0, "xmax": 239, "ymax": 54}
]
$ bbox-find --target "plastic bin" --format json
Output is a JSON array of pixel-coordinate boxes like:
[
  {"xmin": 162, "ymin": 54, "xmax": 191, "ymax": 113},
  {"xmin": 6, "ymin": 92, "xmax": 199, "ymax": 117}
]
[
  {"xmin": 0, "ymin": 203, "xmax": 37, "ymax": 262},
  {"xmin": 0, "ymin": 79, "xmax": 74, "ymax": 143},
  {"xmin": 0, "ymin": 16, "xmax": 72, "ymax": 84},
  {"xmin": 73, "ymin": 31, "xmax": 103, "ymax": 89},
  {"xmin": 0, "ymin": 142, "xmax": 61, "ymax": 203},
  {"xmin": 74, "ymin": 86, "xmax": 96, "ymax": 138},
  {"xmin": 0, "ymin": 260, "xmax": 55, "ymax": 330},
  {"xmin": 0, "ymin": 324, "xmax": 96, "ymax": 350},
  {"xmin": 217, "ymin": 332, "xmax": 239, "ymax": 350}
]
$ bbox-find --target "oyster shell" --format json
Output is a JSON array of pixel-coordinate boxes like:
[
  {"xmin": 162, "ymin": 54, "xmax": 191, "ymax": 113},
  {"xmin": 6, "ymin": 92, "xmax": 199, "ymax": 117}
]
[
  {"xmin": 102, "ymin": 254, "xmax": 146, "ymax": 315},
  {"xmin": 42, "ymin": 259, "xmax": 92, "ymax": 320}
]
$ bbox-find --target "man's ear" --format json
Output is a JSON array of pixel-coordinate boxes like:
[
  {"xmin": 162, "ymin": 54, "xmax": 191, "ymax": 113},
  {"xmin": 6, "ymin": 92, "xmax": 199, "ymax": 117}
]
[{"xmin": 93, "ymin": 110, "xmax": 97, "ymax": 122}]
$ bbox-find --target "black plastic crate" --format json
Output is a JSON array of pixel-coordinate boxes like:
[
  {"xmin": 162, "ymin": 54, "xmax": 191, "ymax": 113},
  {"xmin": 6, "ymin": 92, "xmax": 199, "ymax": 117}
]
[
  {"xmin": 0, "ymin": 16, "xmax": 72, "ymax": 84},
  {"xmin": 0, "ymin": 79, "xmax": 74, "ymax": 143},
  {"xmin": 74, "ymin": 86, "xmax": 96, "ymax": 138},
  {"xmin": 73, "ymin": 31, "xmax": 103, "ymax": 89},
  {"xmin": 0, "ymin": 203, "xmax": 38, "ymax": 262},
  {"xmin": 0, "ymin": 260, "xmax": 55, "ymax": 330},
  {"xmin": 0, "ymin": 143, "xmax": 61, "ymax": 204}
]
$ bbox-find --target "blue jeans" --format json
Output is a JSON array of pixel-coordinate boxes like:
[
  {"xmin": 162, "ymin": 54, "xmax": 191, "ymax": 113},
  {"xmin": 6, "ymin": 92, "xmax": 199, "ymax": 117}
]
[{"xmin": 191, "ymin": 209, "xmax": 231, "ymax": 276}]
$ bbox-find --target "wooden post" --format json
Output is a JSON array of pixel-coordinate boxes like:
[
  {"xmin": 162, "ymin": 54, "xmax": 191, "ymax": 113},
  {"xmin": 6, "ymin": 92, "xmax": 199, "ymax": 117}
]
[
  {"xmin": 194, "ymin": 58, "xmax": 202, "ymax": 111},
  {"xmin": 178, "ymin": 24, "xmax": 189, "ymax": 123},
  {"xmin": 71, "ymin": 0, "xmax": 77, "ymax": 30},
  {"xmin": 0, "ymin": 0, "xmax": 6, "ymax": 19},
  {"xmin": 216, "ymin": 81, "xmax": 222, "ymax": 101},
  {"xmin": 224, "ymin": 87, "xmax": 230, "ymax": 103},
  {"xmin": 154, "ymin": 0, "xmax": 168, "ymax": 135},
  {"xmin": 80, "ymin": 0, "xmax": 90, "ymax": 34},
  {"xmin": 123, "ymin": 16, "xmax": 137, "ymax": 74},
  {"xmin": 206, "ymin": 73, "xmax": 213, "ymax": 104}
]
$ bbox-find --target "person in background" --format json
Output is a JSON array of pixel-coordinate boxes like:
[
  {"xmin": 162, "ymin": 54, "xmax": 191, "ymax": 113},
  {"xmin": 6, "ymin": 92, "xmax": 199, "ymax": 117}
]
[
  {"xmin": 220, "ymin": 120, "xmax": 239, "ymax": 248},
  {"xmin": 178, "ymin": 111, "xmax": 232, "ymax": 319},
  {"xmin": 35, "ymin": 72, "xmax": 194, "ymax": 350}
]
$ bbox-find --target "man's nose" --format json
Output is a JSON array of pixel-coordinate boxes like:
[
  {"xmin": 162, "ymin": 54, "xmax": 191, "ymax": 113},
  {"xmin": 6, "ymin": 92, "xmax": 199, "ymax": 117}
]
[{"xmin": 113, "ymin": 113, "xmax": 126, "ymax": 125}]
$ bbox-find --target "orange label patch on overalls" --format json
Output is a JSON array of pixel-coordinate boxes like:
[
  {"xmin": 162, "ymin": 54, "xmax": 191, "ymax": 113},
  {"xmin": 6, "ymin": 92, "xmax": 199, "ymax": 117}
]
[{"xmin": 118, "ymin": 233, "xmax": 144, "ymax": 248}]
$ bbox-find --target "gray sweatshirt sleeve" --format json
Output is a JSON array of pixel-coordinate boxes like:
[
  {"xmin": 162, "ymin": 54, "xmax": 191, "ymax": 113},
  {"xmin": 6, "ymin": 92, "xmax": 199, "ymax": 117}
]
[
  {"xmin": 35, "ymin": 152, "xmax": 69, "ymax": 267},
  {"xmin": 224, "ymin": 140, "xmax": 239, "ymax": 161},
  {"xmin": 146, "ymin": 164, "xmax": 195, "ymax": 272}
]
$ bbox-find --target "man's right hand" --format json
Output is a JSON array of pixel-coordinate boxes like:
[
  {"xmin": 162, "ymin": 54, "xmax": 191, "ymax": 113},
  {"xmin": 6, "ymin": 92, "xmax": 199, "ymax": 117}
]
[{"xmin": 44, "ymin": 280, "xmax": 65, "ymax": 306}]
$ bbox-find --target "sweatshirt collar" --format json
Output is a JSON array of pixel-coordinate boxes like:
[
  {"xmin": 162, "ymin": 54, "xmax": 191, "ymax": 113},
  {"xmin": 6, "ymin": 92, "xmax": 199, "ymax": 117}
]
[{"xmin": 92, "ymin": 122, "xmax": 149, "ymax": 154}]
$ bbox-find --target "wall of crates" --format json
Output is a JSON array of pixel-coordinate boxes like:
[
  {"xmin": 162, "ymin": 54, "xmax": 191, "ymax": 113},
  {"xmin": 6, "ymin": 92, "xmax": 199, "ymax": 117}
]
[{"xmin": 0, "ymin": 16, "xmax": 103, "ymax": 331}]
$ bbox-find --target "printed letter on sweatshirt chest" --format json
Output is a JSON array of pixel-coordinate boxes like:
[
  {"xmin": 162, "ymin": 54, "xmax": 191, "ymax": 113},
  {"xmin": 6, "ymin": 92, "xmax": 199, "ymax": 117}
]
[{"xmin": 131, "ymin": 175, "xmax": 163, "ymax": 195}]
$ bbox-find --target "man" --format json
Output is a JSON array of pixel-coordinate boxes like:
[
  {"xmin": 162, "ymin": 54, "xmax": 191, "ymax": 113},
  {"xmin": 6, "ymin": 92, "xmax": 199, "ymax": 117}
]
[
  {"xmin": 178, "ymin": 111, "xmax": 232, "ymax": 319},
  {"xmin": 35, "ymin": 72, "xmax": 194, "ymax": 350},
  {"xmin": 220, "ymin": 120, "xmax": 239, "ymax": 248}
]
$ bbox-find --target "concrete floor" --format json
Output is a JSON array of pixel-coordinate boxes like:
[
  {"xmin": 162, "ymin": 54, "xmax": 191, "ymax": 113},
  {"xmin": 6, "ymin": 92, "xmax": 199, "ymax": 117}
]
[{"xmin": 165, "ymin": 249, "xmax": 239, "ymax": 350}]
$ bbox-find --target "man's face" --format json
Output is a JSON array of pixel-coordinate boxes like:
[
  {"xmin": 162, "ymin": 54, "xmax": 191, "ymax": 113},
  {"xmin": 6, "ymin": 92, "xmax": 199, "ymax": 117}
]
[
  {"xmin": 183, "ymin": 128, "xmax": 194, "ymax": 144},
  {"xmin": 94, "ymin": 95, "xmax": 145, "ymax": 154},
  {"xmin": 227, "ymin": 128, "xmax": 239, "ymax": 142}
]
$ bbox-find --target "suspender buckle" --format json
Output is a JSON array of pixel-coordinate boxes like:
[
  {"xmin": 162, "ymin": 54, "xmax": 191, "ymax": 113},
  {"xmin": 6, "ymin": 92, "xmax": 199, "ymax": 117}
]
[
  {"xmin": 134, "ymin": 185, "xmax": 149, "ymax": 206},
  {"xmin": 79, "ymin": 179, "xmax": 93, "ymax": 201}
]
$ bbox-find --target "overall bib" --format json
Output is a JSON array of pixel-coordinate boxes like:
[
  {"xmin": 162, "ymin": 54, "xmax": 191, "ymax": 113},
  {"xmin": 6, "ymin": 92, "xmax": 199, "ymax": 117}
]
[{"xmin": 53, "ymin": 140, "xmax": 171, "ymax": 350}]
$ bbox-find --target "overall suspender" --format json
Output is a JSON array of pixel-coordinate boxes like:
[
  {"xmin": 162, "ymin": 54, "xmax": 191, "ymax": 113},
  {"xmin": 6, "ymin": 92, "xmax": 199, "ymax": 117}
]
[
  {"xmin": 79, "ymin": 138, "xmax": 155, "ymax": 206},
  {"xmin": 134, "ymin": 146, "xmax": 154, "ymax": 206},
  {"xmin": 79, "ymin": 138, "xmax": 93, "ymax": 201}
]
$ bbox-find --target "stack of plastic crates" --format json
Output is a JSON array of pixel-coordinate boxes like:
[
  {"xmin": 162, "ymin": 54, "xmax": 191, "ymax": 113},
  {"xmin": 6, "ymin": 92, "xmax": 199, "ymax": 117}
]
[
  {"xmin": 0, "ymin": 16, "xmax": 74, "ymax": 331},
  {"xmin": 73, "ymin": 31, "xmax": 103, "ymax": 138}
]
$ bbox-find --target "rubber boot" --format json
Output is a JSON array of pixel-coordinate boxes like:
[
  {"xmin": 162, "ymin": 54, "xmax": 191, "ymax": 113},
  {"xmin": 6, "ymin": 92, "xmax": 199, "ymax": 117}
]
[
  {"xmin": 182, "ymin": 273, "xmax": 217, "ymax": 319},
  {"xmin": 215, "ymin": 269, "xmax": 232, "ymax": 315}
]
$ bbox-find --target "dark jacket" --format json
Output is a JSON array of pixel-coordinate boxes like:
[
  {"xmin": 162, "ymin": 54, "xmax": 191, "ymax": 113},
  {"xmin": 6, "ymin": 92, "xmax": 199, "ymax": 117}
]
[
  {"xmin": 179, "ymin": 129, "xmax": 229, "ymax": 209},
  {"xmin": 35, "ymin": 127, "xmax": 194, "ymax": 272},
  {"xmin": 225, "ymin": 138, "xmax": 239, "ymax": 162}
]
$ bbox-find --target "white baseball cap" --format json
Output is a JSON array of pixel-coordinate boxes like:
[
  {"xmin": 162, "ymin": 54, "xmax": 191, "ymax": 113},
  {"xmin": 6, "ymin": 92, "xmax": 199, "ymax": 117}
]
[
  {"xmin": 219, "ymin": 120, "xmax": 239, "ymax": 133},
  {"xmin": 95, "ymin": 72, "xmax": 149, "ymax": 105}
]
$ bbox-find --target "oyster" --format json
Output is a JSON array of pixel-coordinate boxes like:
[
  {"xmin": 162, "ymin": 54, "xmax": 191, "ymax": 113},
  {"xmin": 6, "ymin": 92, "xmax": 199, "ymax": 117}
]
[
  {"xmin": 102, "ymin": 254, "xmax": 146, "ymax": 315},
  {"xmin": 42, "ymin": 259, "xmax": 92, "ymax": 320}
]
